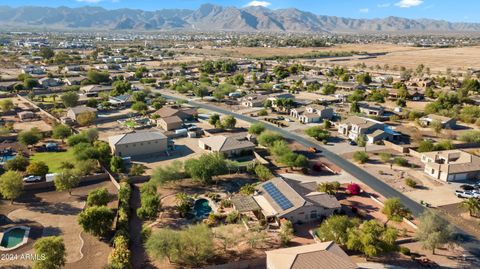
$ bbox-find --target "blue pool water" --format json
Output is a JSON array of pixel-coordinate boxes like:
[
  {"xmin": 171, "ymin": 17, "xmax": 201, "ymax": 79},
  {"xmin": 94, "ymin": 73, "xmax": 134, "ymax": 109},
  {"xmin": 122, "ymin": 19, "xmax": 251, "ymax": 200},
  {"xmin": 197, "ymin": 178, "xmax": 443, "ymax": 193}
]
[
  {"xmin": 193, "ymin": 199, "xmax": 212, "ymax": 218},
  {"xmin": 0, "ymin": 155, "xmax": 15, "ymax": 164},
  {"xmin": 1, "ymin": 228, "xmax": 26, "ymax": 248}
]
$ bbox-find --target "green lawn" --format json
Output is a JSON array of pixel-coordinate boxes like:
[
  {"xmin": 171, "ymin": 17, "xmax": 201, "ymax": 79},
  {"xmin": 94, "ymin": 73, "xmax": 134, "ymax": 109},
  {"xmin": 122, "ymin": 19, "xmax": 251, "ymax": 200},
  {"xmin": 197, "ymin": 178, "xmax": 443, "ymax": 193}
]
[{"xmin": 30, "ymin": 150, "xmax": 76, "ymax": 173}]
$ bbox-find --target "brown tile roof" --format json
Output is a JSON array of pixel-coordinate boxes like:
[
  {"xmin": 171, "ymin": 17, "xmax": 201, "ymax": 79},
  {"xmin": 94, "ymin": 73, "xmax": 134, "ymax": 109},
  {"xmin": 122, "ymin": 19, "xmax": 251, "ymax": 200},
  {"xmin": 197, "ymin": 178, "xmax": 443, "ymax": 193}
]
[{"xmin": 266, "ymin": 241, "xmax": 358, "ymax": 269}]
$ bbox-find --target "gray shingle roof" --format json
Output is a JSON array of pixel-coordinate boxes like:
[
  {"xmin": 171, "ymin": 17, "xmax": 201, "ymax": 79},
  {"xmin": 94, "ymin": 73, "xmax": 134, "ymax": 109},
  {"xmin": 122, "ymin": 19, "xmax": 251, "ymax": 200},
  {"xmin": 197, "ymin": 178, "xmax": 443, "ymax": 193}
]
[{"xmin": 109, "ymin": 131, "xmax": 167, "ymax": 146}]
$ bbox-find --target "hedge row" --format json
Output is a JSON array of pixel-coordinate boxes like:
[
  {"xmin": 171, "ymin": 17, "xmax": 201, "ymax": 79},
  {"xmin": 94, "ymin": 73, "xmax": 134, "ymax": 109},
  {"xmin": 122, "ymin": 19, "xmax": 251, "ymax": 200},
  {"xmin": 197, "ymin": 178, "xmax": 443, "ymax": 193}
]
[{"xmin": 108, "ymin": 181, "xmax": 132, "ymax": 269}]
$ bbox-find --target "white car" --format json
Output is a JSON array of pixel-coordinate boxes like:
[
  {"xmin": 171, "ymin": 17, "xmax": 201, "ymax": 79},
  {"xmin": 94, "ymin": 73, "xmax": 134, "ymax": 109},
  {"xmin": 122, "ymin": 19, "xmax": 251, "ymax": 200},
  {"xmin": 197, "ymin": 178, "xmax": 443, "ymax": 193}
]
[
  {"xmin": 23, "ymin": 175, "xmax": 42, "ymax": 183},
  {"xmin": 455, "ymin": 190, "xmax": 480, "ymax": 199}
]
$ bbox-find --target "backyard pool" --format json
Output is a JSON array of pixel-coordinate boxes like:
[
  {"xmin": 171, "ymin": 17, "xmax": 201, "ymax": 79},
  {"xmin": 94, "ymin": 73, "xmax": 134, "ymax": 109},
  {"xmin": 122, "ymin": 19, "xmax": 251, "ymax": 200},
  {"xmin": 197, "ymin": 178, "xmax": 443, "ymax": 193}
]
[
  {"xmin": 0, "ymin": 154, "xmax": 15, "ymax": 164},
  {"xmin": 0, "ymin": 226, "xmax": 30, "ymax": 251},
  {"xmin": 193, "ymin": 199, "xmax": 212, "ymax": 218}
]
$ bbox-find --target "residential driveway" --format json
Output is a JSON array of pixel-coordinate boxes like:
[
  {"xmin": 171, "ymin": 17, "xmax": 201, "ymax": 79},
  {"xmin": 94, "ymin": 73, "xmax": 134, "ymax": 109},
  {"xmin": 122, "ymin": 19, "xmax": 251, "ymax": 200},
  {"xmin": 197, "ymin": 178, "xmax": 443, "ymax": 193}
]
[
  {"xmin": 325, "ymin": 139, "xmax": 387, "ymax": 155},
  {"xmin": 407, "ymin": 184, "xmax": 463, "ymax": 207},
  {"xmin": 280, "ymin": 171, "xmax": 361, "ymax": 185}
]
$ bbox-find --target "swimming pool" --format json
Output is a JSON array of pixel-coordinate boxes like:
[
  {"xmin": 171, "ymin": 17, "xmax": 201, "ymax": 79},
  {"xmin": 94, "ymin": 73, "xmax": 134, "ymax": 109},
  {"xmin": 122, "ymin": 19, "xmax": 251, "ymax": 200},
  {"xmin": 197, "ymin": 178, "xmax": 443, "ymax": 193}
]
[
  {"xmin": 0, "ymin": 226, "xmax": 30, "ymax": 251},
  {"xmin": 0, "ymin": 154, "xmax": 15, "ymax": 164},
  {"xmin": 193, "ymin": 198, "xmax": 212, "ymax": 218}
]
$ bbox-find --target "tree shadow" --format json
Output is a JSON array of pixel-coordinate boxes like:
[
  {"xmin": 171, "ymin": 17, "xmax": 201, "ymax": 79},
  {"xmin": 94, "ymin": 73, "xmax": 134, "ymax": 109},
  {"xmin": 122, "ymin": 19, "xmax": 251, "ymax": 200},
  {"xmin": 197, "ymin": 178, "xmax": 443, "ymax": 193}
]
[{"xmin": 25, "ymin": 202, "xmax": 82, "ymax": 215}]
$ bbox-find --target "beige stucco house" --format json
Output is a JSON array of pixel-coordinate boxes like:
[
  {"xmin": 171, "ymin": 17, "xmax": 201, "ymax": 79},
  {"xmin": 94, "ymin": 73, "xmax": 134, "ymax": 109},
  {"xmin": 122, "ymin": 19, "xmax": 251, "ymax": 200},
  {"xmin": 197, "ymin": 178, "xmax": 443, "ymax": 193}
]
[
  {"xmin": 108, "ymin": 131, "xmax": 168, "ymax": 157},
  {"xmin": 157, "ymin": 115, "xmax": 183, "ymax": 131},
  {"xmin": 421, "ymin": 150, "xmax": 480, "ymax": 182},
  {"xmin": 198, "ymin": 134, "xmax": 255, "ymax": 157}
]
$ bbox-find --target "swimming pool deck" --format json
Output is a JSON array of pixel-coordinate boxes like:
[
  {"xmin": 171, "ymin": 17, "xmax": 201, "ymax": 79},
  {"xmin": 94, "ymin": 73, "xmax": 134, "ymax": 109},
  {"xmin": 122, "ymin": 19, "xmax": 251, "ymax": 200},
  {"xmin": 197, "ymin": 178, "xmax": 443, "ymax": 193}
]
[{"xmin": 0, "ymin": 225, "xmax": 30, "ymax": 251}]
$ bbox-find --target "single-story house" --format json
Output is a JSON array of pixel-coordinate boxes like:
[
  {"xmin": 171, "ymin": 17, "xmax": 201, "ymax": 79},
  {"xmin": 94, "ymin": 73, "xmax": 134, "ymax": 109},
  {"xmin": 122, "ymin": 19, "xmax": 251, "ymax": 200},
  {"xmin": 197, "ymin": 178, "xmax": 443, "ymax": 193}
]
[
  {"xmin": 419, "ymin": 114, "xmax": 456, "ymax": 129},
  {"xmin": 108, "ymin": 131, "xmax": 168, "ymax": 157},
  {"xmin": 266, "ymin": 241, "xmax": 358, "ymax": 269},
  {"xmin": 64, "ymin": 76, "xmax": 86, "ymax": 86},
  {"xmin": 421, "ymin": 150, "xmax": 480, "ymax": 182},
  {"xmin": 358, "ymin": 102, "xmax": 385, "ymax": 116},
  {"xmin": 108, "ymin": 94, "xmax": 133, "ymax": 107},
  {"xmin": 38, "ymin": 77, "xmax": 62, "ymax": 88},
  {"xmin": 0, "ymin": 81, "xmax": 17, "ymax": 91},
  {"xmin": 198, "ymin": 134, "xmax": 255, "ymax": 157},
  {"xmin": 17, "ymin": 111, "xmax": 35, "ymax": 121},
  {"xmin": 66, "ymin": 106, "xmax": 97, "ymax": 122},
  {"xmin": 80, "ymin": 85, "xmax": 112, "ymax": 94},
  {"xmin": 233, "ymin": 177, "xmax": 341, "ymax": 224},
  {"xmin": 154, "ymin": 106, "xmax": 198, "ymax": 121},
  {"xmin": 157, "ymin": 116, "xmax": 183, "ymax": 131}
]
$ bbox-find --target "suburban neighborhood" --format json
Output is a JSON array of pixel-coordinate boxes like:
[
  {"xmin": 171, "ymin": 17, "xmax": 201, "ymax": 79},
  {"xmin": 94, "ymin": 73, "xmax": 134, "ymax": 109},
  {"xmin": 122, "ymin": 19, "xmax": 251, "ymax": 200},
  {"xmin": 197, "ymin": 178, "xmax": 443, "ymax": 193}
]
[{"xmin": 1, "ymin": 2, "xmax": 480, "ymax": 269}]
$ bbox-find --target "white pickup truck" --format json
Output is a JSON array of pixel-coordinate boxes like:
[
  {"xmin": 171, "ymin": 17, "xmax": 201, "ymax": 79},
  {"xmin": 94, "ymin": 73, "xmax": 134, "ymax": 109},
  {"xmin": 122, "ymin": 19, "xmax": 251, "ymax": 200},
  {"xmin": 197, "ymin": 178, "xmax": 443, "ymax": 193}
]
[{"xmin": 455, "ymin": 190, "xmax": 480, "ymax": 199}]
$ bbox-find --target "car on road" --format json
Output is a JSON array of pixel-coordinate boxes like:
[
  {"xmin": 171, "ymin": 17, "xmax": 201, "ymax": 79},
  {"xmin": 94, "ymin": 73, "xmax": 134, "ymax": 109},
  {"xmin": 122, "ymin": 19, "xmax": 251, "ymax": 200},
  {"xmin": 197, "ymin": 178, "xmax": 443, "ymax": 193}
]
[
  {"xmin": 23, "ymin": 175, "xmax": 42, "ymax": 183},
  {"xmin": 455, "ymin": 190, "xmax": 480, "ymax": 199}
]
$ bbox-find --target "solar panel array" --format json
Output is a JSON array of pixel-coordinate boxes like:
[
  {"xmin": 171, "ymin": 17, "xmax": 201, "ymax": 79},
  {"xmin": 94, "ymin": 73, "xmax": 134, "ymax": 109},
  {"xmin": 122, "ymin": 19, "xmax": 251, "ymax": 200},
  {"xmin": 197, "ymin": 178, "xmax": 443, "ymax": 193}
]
[{"xmin": 263, "ymin": 182, "xmax": 294, "ymax": 210}]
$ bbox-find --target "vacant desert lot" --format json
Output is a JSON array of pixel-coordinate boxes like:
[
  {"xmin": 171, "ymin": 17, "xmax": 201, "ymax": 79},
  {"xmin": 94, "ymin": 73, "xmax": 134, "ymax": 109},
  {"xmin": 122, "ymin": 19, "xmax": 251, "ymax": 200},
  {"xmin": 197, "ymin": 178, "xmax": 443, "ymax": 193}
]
[{"xmin": 190, "ymin": 44, "xmax": 480, "ymax": 73}]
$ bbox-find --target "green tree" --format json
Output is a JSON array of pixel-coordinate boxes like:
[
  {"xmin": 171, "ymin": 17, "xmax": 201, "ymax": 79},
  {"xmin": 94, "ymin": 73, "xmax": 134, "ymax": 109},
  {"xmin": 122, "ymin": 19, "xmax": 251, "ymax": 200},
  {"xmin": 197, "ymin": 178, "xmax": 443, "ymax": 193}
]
[
  {"xmin": 254, "ymin": 164, "xmax": 273, "ymax": 181},
  {"xmin": 347, "ymin": 220, "xmax": 398, "ymax": 258},
  {"xmin": 87, "ymin": 70, "xmax": 110, "ymax": 84},
  {"xmin": 317, "ymin": 215, "xmax": 361, "ymax": 246},
  {"xmin": 430, "ymin": 120, "xmax": 443, "ymax": 135},
  {"xmin": 382, "ymin": 198, "xmax": 411, "ymax": 225},
  {"xmin": 416, "ymin": 211, "xmax": 454, "ymax": 254},
  {"xmin": 305, "ymin": 126, "xmax": 330, "ymax": 142},
  {"xmin": 356, "ymin": 73, "xmax": 372, "ymax": 85},
  {"xmin": 0, "ymin": 170, "xmax": 23, "ymax": 204},
  {"xmin": 350, "ymin": 101, "xmax": 360, "ymax": 113},
  {"xmin": 258, "ymin": 131, "xmax": 284, "ymax": 147},
  {"xmin": 248, "ymin": 123, "xmax": 266, "ymax": 135},
  {"xmin": 129, "ymin": 163, "xmax": 146, "ymax": 176},
  {"xmin": 322, "ymin": 83, "xmax": 336, "ymax": 95},
  {"xmin": 150, "ymin": 161, "xmax": 184, "ymax": 185},
  {"xmin": 193, "ymin": 86, "xmax": 209, "ymax": 99},
  {"xmin": 18, "ymin": 129, "xmax": 41, "ymax": 147},
  {"xmin": 146, "ymin": 224, "xmax": 214, "ymax": 267},
  {"xmin": 0, "ymin": 99, "xmax": 14, "ymax": 112},
  {"xmin": 379, "ymin": 152, "xmax": 392, "ymax": 168},
  {"xmin": 279, "ymin": 220, "xmax": 294, "ymax": 246},
  {"xmin": 76, "ymin": 111, "xmax": 97, "ymax": 127},
  {"xmin": 208, "ymin": 114, "xmax": 220, "ymax": 126},
  {"xmin": 39, "ymin": 47, "xmax": 55, "ymax": 60},
  {"xmin": 137, "ymin": 183, "xmax": 161, "ymax": 220},
  {"xmin": 54, "ymin": 169, "xmax": 80, "ymax": 195},
  {"xmin": 111, "ymin": 80, "xmax": 131, "ymax": 96},
  {"xmin": 87, "ymin": 187, "xmax": 111, "ymax": 207},
  {"xmin": 221, "ymin": 115, "xmax": 236, "ymax": 129},
  {"xmin": 459, "ymin": 197, "xmax": 480, "ymax": 217},
  {"xmin": 110, "ymin": 156, "xmax": 124, "ymax": 173},
  {"xmin": 61, "ymin": 91, "xmax": 79, "ymax": 108},
  {"xmin": 33, "ymin": 236, "xmax": 66, "ymax": 269},
  {"xmin": 108, "ymin": 234, "xmax": 131, "ymax": 269},
  {"xmin": 4, "ymin": 155, "xmax": 29, "ymax": 171},
  {"xmin": 52, "ymin": 124, "xmax": 72, "ymax": 142},
  {"xmin": 184, "ymin": 153, "xmax": 228, "ymax": 185},
  {"xmin": 353, "ymin": 151, "xmax": 369, "ymax": 164},
  {"xmin": 131, "ymin": 101, "xmax": 148, "ymax": 113},
  {"xmin": 78, "ymin": 206, "xmax": 115, "ymax": 237},
  {"xmin": 26, "ymin": 161, "xmax": 49, "ymax": 177},
  {"xmin": 24, "ymin": 78, "xmax": 39, "ymax": 89},
  {"xmin": 317, "ymin": 181, "xmax": 341, "ymax": 195}
]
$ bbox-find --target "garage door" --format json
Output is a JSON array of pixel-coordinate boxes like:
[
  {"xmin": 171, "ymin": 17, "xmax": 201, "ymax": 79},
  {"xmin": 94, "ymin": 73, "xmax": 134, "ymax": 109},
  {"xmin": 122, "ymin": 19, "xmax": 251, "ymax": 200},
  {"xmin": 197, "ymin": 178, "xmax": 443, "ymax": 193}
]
[{"xmin": 454, "ymin": 173, "xmax": 468, "ymax": 181}]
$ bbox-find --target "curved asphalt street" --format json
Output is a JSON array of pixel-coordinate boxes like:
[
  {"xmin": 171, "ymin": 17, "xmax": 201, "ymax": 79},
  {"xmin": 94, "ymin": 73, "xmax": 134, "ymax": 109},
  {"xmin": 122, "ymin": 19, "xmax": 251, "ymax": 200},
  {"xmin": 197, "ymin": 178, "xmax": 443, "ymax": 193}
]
[{"xmin": 159, "ymin": 91, "xmax": 480, "ymax": 256}]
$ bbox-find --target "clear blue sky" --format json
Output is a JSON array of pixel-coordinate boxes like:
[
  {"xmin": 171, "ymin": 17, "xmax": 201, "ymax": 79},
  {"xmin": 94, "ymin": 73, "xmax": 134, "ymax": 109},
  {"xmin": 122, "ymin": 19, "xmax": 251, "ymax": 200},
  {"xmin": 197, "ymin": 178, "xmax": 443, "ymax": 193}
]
[{"xmin": 0, "ymin": 0, "xmax": 477, "ymax": 23}]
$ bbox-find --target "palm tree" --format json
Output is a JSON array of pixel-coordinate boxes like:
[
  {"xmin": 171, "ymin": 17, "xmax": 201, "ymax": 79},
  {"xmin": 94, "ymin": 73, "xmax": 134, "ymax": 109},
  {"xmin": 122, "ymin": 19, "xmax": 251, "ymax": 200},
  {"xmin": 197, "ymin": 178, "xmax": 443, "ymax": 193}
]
[
  {"xmin": 459, "ymin": 198, "xmax": 480, "ymax": 217},
  {"xmin": 175, "ymin": 192, "xmax": 191, "ymax": 217}
]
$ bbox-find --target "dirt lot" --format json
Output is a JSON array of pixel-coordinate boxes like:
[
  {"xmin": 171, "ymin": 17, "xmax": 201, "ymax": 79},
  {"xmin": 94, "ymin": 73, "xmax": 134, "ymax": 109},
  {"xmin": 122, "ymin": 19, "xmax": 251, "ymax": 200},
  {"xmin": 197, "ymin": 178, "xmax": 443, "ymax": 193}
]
[{"xmin": 0, "ymin": 181, "xmax": 118, "ymax": 269}]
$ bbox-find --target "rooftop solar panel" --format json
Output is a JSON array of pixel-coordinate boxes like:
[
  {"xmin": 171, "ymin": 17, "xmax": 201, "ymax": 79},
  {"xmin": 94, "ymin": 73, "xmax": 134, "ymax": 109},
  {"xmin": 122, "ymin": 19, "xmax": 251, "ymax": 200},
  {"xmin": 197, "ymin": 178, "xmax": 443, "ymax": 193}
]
[{"xmin": 263, "ymin": 182, "xmax": 293, "ymax": 210}]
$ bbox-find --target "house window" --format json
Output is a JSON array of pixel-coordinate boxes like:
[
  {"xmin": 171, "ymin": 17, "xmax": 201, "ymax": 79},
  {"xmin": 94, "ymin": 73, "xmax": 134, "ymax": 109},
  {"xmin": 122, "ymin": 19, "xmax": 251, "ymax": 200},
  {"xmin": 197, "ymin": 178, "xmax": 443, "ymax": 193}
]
[{"xmin": 310, "ymin": 210, "xmax": 317, "ymax": 219}]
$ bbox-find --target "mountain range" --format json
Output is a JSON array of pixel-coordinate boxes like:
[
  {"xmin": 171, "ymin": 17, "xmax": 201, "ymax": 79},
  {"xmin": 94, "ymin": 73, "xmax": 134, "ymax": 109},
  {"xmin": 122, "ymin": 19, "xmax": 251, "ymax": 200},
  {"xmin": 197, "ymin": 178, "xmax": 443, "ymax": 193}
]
[{"xmin": 1, "ymin": 4, "xmax": 480, "ymax": 33}]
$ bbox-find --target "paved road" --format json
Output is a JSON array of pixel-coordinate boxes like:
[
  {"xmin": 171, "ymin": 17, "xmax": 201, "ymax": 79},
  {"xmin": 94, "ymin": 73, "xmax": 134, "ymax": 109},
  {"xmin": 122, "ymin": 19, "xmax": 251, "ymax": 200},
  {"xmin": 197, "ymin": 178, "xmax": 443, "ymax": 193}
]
[{"xmin": 159, "ymin": 91, "xmax": 480, "ymax": 256}]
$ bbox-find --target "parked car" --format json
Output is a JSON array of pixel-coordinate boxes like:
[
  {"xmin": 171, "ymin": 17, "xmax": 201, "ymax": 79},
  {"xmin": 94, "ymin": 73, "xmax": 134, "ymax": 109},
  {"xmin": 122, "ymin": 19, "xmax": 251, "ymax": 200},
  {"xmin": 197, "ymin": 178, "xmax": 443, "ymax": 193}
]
[
  {"xmin": 23, "ymin": 175, "xmax": 42, "ymax": 183},
  {"xmin": 459, "ymin": 184, "xmax": 475, "ymax": 191},
  {"xmin": 348, "ymin": 140, "xmax": 357, "ymax": 146},
  {"xmin": 455, "ymin": 190, "xmax": 480, "ymax": 199}
]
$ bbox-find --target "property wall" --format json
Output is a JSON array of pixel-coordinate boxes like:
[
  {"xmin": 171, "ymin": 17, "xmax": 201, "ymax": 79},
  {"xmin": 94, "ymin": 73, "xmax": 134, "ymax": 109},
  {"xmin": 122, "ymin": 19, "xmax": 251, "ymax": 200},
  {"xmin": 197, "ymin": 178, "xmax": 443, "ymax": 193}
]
[
  {"xmin": 202, "ymin": 258, "xmax": 266, "ymax": 269},
  {"xmin": 23, "ymin": 173, "xmax": 109, "ymax": 191},
  {"xmin": 283, "ymin": 205, "xmax": 336, "ymax": 223},
  {"xmin": 384, "ymin": 140, "xmax": 409, "ymax": 153}
]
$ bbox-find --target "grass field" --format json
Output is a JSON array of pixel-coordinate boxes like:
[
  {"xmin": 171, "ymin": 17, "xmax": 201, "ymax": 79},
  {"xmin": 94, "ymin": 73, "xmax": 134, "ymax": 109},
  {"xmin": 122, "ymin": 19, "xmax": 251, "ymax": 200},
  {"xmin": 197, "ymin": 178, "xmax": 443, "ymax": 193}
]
[{"xmin": 30, "ymin": 150, "xmax": 76, "ymax": 173}]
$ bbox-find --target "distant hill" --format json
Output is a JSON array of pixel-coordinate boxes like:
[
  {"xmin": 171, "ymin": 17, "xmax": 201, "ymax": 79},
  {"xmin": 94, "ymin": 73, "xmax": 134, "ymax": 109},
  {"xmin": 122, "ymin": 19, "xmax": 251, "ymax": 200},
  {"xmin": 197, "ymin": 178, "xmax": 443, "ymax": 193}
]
[{"xmin": 1, "ymin": 4, "xmax": 479, "ymax": 33}]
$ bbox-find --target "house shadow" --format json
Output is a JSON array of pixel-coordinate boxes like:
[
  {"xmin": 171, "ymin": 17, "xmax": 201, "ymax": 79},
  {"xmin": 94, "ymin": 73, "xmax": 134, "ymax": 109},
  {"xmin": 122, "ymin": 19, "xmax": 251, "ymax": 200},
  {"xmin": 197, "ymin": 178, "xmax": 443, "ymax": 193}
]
[
  {"xmin": 25, "ymin": 202, "xmax": 82, "ymax": 216},
  {"xmin": 134, "ymin": 145, "xmax": 194, "ymax": 164}
]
